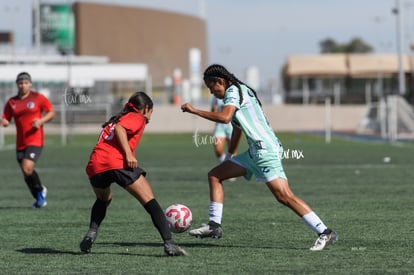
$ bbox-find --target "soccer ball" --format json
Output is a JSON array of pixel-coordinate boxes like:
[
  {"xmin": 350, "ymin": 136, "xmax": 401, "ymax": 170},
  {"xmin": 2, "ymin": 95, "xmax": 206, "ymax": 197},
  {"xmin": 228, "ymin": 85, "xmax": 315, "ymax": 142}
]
[{"xmin": 165, "ymin": 203, "xmax": 193, "ymax": 233}]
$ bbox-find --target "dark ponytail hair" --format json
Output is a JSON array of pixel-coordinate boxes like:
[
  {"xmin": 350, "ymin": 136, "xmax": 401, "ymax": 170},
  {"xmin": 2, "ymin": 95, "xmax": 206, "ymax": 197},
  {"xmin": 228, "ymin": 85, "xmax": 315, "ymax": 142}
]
[
  {"xmin": 203, "ymin": 64, "xmax": 262, "ymax": 106},
  {"xmin": 102, "ymin": 91, "xmax": 153, "ymax": 128}
]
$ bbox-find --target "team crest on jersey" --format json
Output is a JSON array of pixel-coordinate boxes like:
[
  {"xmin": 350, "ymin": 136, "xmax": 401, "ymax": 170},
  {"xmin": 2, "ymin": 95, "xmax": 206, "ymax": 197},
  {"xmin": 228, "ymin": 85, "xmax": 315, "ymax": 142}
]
[{"xmin": 27, "ymin": 101, "xmax": 35, "ymax": 109}]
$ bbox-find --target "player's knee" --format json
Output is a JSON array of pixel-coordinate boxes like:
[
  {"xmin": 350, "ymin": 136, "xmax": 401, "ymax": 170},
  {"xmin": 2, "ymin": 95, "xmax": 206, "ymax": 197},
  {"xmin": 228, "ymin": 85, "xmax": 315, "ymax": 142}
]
[
  {"xmin": 208, "ymin": 169, "xmax": 223, "ymax": 184},
  {"xmin": 97, "ymin": 198, "xmax": 112, "ymax": 207},
  {"xmin": 104, "ymin": 199, "xmax": 112, "ymax": 207},
  {"xmin": 21, "ymin": 167, "xmax": 34, "ymax": 177},
  {"xmin": 21, "ymin": 162, "xmax": 35, "ymax": 175},
  {"xmin": 275, "ymin": 191, "xmax": 295, "ymax": 206},
  {"xmin": 207, "ymin": 169, "xmax": 217, "ymax": 180}
]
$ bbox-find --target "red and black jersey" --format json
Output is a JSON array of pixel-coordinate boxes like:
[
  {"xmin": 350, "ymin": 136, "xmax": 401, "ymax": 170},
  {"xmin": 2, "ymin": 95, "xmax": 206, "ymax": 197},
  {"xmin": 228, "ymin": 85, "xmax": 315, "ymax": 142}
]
[
  {"xmin": 2, "ymin": 91, "xmax": 53, "ymax": 150},
  {"xmin": 86, "ymin": 112, "xmax": 147, "ymax": 178}
]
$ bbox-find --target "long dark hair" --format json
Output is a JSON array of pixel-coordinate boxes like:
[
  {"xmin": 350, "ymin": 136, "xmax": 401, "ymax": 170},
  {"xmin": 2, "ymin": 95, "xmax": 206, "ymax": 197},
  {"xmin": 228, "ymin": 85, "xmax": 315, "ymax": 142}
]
[
  {"xmin": 102, "ymin": 91, "xmax": 153, "ymax": 128},
  {"xmin": 203, "ymin": 64, "xmax": 262, "ymax": 106}
]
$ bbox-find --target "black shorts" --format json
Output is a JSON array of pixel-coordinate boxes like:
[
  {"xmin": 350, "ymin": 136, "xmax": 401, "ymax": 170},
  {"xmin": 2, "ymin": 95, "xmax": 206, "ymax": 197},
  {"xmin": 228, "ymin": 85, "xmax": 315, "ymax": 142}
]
[
  {"xmin": 16, "ymin": 146, "xmax": 43, "ymax": 163},
  {"xmin": 89, "ymin": 167, "xmax": 147, "ymax": 189}
]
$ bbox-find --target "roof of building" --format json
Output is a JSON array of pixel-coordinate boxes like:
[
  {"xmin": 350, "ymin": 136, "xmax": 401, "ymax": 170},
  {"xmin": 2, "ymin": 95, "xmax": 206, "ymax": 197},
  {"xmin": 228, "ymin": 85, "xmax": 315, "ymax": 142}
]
[
  {"xmin": 284, "ymin": 54, "xmax": 348, "ymax": 76},
  {"xmin": 348, "ymin": 54, "xmax": 412, "ymax": 77},
  {"xmin": 284, "ymin": 53, "xmax": 413, "ymax": 77}
]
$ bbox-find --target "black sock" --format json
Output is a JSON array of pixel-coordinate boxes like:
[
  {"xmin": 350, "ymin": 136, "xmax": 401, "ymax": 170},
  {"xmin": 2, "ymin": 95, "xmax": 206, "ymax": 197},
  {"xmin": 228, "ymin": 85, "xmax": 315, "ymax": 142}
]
[
  {"xmin": 89, "ymin": 199, "xmax": 111, "ymax": 231},
  {"xmin": 24, "ymin": 170, "xmax": 43, "ymax": 198},
  {"xmin": 144, "ymin": 199, "xmax": 172, "ymax": 242}
]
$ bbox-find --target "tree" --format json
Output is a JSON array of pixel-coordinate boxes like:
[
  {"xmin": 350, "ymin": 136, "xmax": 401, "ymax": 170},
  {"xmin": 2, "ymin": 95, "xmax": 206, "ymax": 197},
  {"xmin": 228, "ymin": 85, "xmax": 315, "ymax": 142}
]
[
  {"xmin": 319, "ymin": 38, "xmax": 339, "ymax": 53},
  {"xmin": 319, "ymin": 37, "xmax": 373, "ymax": 53},
  {"xmin": 345, "ymin": 38, "xmax": 373, "ymax": 53}
]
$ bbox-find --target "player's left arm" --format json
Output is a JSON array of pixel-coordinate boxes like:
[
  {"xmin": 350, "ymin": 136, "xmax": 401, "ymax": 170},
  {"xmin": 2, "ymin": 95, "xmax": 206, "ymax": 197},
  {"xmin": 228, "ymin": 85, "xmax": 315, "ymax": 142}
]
[
  {"xmin": 114, "ymin": 124, "xmax": 138, "ymax": 168},
  {"xmin": 32, "ymin": 97, "xmax": 56, "ymax": 129},
  {"xmin": 32, "ymin": 108, "xmax": 55, "ymax": 129}
]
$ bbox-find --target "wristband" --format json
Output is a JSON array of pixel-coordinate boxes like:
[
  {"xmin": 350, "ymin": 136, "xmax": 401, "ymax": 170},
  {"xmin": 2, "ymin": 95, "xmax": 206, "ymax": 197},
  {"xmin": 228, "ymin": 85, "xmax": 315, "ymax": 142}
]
[{"xmin": 224, "ymin": 152, "xmax": 233, "ymax": 161}]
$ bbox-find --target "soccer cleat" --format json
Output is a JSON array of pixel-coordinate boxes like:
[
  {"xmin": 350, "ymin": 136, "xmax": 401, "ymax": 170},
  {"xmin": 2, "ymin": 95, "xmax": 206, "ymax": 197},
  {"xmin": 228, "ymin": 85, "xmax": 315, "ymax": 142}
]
[
  {"xmin": 189, "ymin": 221, "xmax": 223, "ymax": 239},
  {"xmin": 80, "ymin": 230, "xmax": 97, "ymax": 253},
  {"xmin": 164, "ymin": 240, "xmax": 187, "ymax": 256},
  {"xmin": 310, "ymin": 229, "xmax": 338, "ymax": 251},
  {"xmin": 32, "ymin": 186, "xmax": 47, "ymax": 208}
]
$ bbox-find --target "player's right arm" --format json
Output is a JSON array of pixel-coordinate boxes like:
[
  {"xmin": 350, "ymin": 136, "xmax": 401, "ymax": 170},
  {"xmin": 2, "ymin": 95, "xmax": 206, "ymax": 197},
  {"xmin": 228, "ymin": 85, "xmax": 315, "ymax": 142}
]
[
  {"xmin": 181, "ymin": 103, "xmax": 235, "ymax": 124},
  {"xmin": 227, "ymin": 125, "xmax": 242, "ymax": 156},
  {"xmin": 1, "ymin": 104, "xmax": 11, "ymax": 127},
  {"xmin": 0, "ymin": 118, "xmax": 10, "ymax": 127}
]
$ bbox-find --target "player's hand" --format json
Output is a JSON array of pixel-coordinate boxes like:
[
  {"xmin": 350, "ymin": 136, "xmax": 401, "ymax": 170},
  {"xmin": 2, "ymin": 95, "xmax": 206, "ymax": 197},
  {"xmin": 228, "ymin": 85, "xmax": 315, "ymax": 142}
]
[
  {"xmin": 181, "ymin": 103, "xmax": 194, "ymax": 113},
  {"xmin": 126, "ymin": 154, "xmax": 138, "ymax": 168},
  {"xmin": 0, "ymin": 118, "xmax": 10, "ymax": 127},
  {"xmin": 32, "ymin": 119, "xmax": 43, "ymax": 128}
]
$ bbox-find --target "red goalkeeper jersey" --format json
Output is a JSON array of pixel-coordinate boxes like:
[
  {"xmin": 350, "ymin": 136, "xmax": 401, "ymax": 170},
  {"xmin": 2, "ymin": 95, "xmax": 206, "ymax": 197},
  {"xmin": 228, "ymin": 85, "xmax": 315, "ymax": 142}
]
[
  {"xmin": 86, "ymin": 112, "xmax": 147, "ymax": 178},
  {"xmin": 2, "ymin": 91, "xmax": 53, "ymax": 150}
]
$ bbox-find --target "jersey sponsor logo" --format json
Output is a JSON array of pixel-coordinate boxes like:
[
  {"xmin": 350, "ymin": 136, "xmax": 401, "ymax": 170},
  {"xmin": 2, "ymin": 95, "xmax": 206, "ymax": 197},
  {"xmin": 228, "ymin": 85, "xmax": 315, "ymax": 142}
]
[
  {"xmin": 247, "ymin": 88, "xmax": 255, "ymax": 97},
  {"xmin": 261, "ymin": 167, "xmax": 270, "ymax": 174},
  {"xmin": 225, "ymin": 86, "xmax": 239, "ymax": 106},
  {"xmin": 27, "ymin": 101, "xmax": 35, "ymax": 109}
]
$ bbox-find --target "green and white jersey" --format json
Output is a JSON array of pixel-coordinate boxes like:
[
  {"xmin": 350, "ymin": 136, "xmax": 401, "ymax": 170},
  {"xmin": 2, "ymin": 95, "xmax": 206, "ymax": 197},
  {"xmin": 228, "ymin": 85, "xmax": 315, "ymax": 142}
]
[{"xmin": 223, "ymin": 84, "xmax": 280, "ymax": 156}]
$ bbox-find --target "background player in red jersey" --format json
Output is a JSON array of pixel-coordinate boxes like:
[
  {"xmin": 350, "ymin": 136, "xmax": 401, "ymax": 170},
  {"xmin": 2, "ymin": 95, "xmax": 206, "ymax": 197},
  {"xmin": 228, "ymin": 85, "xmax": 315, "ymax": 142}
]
[
  {"xmin": 80, "ymin": 91, "xmax": 187, "ymax": 256},
  {"xmin": 1, "ymin": 72, "xmax": 55, "ymax": 208}
]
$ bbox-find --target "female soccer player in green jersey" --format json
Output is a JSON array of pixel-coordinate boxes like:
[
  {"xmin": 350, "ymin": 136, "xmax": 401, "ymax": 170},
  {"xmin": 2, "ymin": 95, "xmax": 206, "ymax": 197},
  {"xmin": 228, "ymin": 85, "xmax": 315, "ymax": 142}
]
[{"xmin": 181, "ymin": 64, "xmax": 337, "ymax": 251}]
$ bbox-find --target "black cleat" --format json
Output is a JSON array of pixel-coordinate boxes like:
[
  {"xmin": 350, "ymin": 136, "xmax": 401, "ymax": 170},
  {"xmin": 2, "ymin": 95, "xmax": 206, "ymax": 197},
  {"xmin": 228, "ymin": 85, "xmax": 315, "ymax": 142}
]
[
  {"xmin": 80, "ymin": 230, "xmax": 97, "ymax": 253},
  {"xmin": 164, "ymin": 240, "xmax": 188, "ymax": 256}
]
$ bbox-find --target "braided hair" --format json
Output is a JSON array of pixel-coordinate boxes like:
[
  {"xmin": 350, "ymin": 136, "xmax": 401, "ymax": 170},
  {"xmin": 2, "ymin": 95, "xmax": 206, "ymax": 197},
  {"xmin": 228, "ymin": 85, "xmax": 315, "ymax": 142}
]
[
  {"xmin": 102, "ymin": 91, "xmax": 153, "ymax": 128},
  {"xmin": 203, "ymin": 64, "xmax": 262, "ymax": 106}
]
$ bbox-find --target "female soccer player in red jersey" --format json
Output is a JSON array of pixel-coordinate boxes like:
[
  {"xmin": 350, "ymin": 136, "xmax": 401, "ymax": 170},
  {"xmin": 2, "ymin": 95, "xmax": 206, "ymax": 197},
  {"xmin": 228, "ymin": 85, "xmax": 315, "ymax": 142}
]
[
  {"xmin": 1, "ymin": 72, "xmax": 55, "ymax": 208},
  {"xmin": 80, "ymin": 91, "xmax": 187, "ymax": 256}
]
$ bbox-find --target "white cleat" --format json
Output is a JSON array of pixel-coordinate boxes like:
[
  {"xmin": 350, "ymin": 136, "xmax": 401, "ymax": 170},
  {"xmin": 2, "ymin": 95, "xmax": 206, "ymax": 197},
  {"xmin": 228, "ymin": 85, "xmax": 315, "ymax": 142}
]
[{"xmin": 310, "ymin": 229, "xmax": 338, "ymax": 251}]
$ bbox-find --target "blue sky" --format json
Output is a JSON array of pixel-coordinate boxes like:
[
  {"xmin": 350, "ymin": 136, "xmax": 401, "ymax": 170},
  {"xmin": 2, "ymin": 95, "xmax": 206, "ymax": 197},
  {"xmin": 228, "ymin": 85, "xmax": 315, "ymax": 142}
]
[{"xmin": 1, "ymin": 0, "xmax": 413, "ymax": 86}]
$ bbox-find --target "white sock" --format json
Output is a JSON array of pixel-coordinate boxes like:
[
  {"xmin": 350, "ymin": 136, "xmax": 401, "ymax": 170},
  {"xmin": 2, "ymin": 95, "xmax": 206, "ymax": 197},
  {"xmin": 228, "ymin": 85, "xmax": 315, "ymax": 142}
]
[
  {"xmin": 302, "ymin": 211, "xmax": 327, "ymax": 234},
  {"xmin": 218, "ymin": 154, "xmax": 226, "ymax": 163},
  {"xmin": 209, "ymin": 201, "xmax": 223, "ymax": 224}
]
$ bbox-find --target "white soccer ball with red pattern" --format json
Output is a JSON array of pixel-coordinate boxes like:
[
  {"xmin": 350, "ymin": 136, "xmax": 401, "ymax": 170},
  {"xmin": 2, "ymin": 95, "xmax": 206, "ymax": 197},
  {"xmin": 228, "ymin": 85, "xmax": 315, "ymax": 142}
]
[{"xmin": 165, "ymin": 203, "xmax": 193, "ymax": 233}]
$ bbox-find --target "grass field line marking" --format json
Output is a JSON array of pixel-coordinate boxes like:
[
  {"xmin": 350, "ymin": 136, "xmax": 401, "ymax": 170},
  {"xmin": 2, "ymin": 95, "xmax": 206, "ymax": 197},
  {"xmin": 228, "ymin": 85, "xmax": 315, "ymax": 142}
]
[
  {"xmin": 0, "ymin": 145, "xmax": 16, "ymax": 151},
  {"xmin": 0, "ymin": 166, "xmax": 199, "ymax": 173},
  {"xmin": 0, "ymin": 163, "xmax": 400, "ymax": 174},
  {"xmin": 286, "ymin": 163, "xmax": 398, "ymax": 169}
]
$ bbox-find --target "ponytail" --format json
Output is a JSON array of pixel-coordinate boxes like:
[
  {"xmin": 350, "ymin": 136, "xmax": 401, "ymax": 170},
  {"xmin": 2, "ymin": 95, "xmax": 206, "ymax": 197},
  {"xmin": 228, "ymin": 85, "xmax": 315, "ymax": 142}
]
[
  {"xmin": 203, "ymin": 64, "xmax": 262, "ymax": 106},
  {"xmin": 102, "ymin": 91, "xmax": 153, "ymax": 128}
]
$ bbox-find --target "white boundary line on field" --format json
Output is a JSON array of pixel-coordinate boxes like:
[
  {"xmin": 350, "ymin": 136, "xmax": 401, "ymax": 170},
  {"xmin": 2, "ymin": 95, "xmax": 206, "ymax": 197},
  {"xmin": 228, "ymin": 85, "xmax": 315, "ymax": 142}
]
[
  {"xmin": 286, "ymin": 163, "xmax": 398, "ymax": 169},
  {"xmin": 0, "ymin": 163, "xmax": 401, "ymax": 175}
]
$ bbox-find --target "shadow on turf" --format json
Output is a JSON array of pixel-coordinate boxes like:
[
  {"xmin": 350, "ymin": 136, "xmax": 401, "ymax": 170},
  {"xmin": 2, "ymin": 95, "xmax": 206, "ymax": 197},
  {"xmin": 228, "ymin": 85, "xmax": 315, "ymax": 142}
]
[
  {"xmin": 0, "ymin": 206, "xmax": 33, "ymax": 210},
  {"xmin": 109, "ymin": 241, "xmax": 223, "ymax": 249},
  {"xmin": 17, "ymin": 248, "xmax": 79, "ymax": 255},
  {"xmin": 16, "ymin": 241, "xmax": 284, "ymax": 257},
  {"xmin": 15, "ymin": 242, "xmax": 223, "ymax": 257},
  {"xmin": 16, "ymin": 247, "xmax": 169, "ymax": 257}
]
